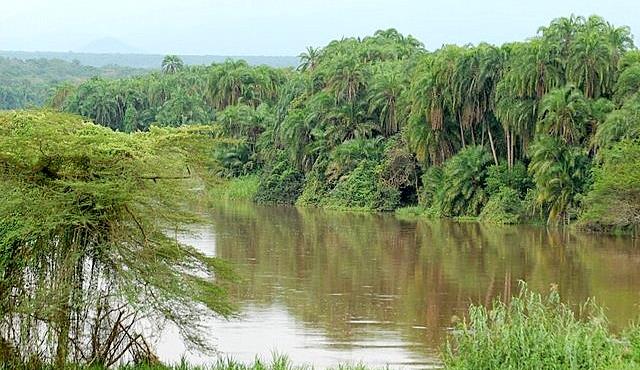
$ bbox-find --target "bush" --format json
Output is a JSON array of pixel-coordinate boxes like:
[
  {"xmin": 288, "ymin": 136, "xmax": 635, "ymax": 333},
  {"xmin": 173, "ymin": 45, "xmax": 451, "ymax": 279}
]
[
  {"xmin": 418, "ymin": 166, "xmax": 443, "ymax": 208},
  {"xmin": 254, "ymin": 154, "xmax": 304, "ymax": 204},
  {"xmin": 439, "ymin": 146, "xmax": 492, "ymax": 217},
  {"xmin": 480, "ymin": 187, "xmax": 524, "ymax": 224},
  {"xmin": 296, "ymin": 170, "xmax": 328, "ymax": 207},
  {"xmin": 324, "ymin": 161, "xmax": 400, "ymax": 211},
  {"xmin": 579, "ymin": 140, "xmax": 640, "ymax": 233},
  {"xmin": 212, "ymin": 142, "xmax": 255, "ymax": 177},
  {"xmin": 444, "ymin": 283, "xmax": 621, "ymax": 370},
  {"xmin": 486, "ymin": 162, "xmax": 532, "ymax": 198}
]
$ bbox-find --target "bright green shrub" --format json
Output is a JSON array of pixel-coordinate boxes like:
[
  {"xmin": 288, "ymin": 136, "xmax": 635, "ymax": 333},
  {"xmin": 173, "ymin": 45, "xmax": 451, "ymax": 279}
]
[
  {"xmin": 254, "ymin": 154, "xmax": 304, "ymax": 204},
  {"xmin": 296, "ymin": 170, "xmax": 328, "ymax": 207},
  {"xmin": 438, "ymin": 146, "xmax": 492, "ymax": 217},
  {"xmin": 325, "ymin": 161, "xmax": 400, "ymax": 211},
  {"xmin": 579, "ymin": 140, "xmax": 640, "ymax": 233},
  {"xmin": 486, "ymin": 162, "xmax": 532, "ymax": 197},
  {"xmin": 444, "ymin": 283, "xmax": 621, "ymax": 370},
  {"xmin": 418, "ymin": 166, "xmax": 443, "ymax": 208},
  {"xmin": 480, "ymin": 187, "xmax": 523, "ymax": 224}
]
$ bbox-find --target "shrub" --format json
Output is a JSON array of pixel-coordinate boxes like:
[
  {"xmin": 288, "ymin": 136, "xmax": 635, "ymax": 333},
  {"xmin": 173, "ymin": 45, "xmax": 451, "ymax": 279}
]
[
  {"xmin": 418, "ymin": 166, "xmax": 443, "ymax": 208},
  {"xmin": 324, "ymin": 161, "xmax": 400, "ymax": 211},
  {"xmin": 439, "ymin": 146, "xmax": 492, "ymax": 217},
  {"xmin": 579, "ymin": 140, "xmax": 640, "ymax": 233},
  {"xmin": 480, "ymin": 187, "xmax": 524, "ymax": 224},
  {"xmin": 444, "ymin": 283, "xmax": 621, "ymax": 370},
  {"xmin": 296, "ymin": 170, "xmax": 328, "ymax": 207},
  {"xmin": 486, "ymin": 162, "xmax": 532, "ymax": 198},
  {"xmin": 212, "ymin": 142, "xmax": 255, "ymax": 177},
  {"xmin": 254, "ymin": 154, "xmax": 304, "ymax": 204}
]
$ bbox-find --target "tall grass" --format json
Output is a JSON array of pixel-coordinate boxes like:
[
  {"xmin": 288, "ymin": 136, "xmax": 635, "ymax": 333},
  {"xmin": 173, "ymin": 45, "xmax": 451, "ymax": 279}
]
[
  {"xmin": 207, "ymin": 175, "xmax": 260, "ymax": 202},
  {"xmin": 0, "ymin": 355, "xmax": 374, "ymax": 370},
  {"xmin": 443, "ymin": 282, "xmax": 629, "ymax": 370}
]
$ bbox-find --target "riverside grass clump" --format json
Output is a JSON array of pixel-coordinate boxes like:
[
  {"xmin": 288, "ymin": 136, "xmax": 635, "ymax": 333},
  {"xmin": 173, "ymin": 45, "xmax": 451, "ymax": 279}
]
[
  {"xmin": 443, "ymin": 283, "xmax": 634, "ymax": 370},
  {"xmin": 0, "ymin": 355, "xmax": 374, "ymax": 370},
  {"xmin": 207, "ymin": 175, "xmax": 261, "ymax": 202}
]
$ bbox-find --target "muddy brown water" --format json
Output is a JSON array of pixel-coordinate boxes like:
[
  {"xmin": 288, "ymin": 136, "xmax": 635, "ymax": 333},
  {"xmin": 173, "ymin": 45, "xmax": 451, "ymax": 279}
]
[{"xmin": 157, "ymin": 202, "xmax": 640, "ymax": 369}]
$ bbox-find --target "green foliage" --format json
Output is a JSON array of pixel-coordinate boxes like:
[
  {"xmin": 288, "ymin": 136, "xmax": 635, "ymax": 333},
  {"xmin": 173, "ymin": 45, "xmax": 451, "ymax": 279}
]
[
  {"xmin": 418, "ymin": 166, "xmax": 443, "ymax": 209},
  {"xmin": 486, "ymin": 162, "xmax": 532, "ymax": 197},
  {"xmin": 212, "ymin": 142, "xmax": 254, "ymax": 177},
  {"xmin": 0, "ymin": 56, "xmax": 143, "ymax": 109},
  {"xmin": 528, "ymin": 135, "xmax": 591, "ymax": 224},
  {"xmin": 593, "ymin": 94, "xmax": 640, "ymax": 151},
  {"xmin": 156, "ymin": 90, "xmax": 212, "ymax": 126},
  {"xmin": 62, "ymin": 60, "xmax": 287, "ymax": 132},
  {"xmin": 207, "ymin": 175, "xmax": 260, "ymax": 202},
  {"xmin": 538, "ymin": 85, "xmax": 591, "ymax": 144},
  {"xmin": 254, "ymin": 153, "xmax": 304, "ymax": 204},
  {"xmin": 161, "ymin": 55, "xmax": 185, "ymax": 74},
  {"xmin": 1, "ymin": 354, "xmax": 377, "ymax": 370},
  {"xmin": 480, "ymin": 187, "xmax": 524, "ymax": 224},
  {"xmin": 579, "ymin": 140, "xmax": 640, "ymax": 233},
  {"xmin": 0, "ymin": 111, "xmax": 234, "ymax": 366},
  {"xmin": 444, "ymin": 283, "xmax": 621, "ymax": 370},
  {"xmin": 325, "ymin": 161, "xmax": 400, "ymax": 212},
  {"xmin": 296, "ymin": 170, "xmax": 329, "ymax": 207},
  {"xmin": 32, "ymin": 15, "xmax": 640, "ymax": 225},
  {"xmin": 439, "ymin": 146, "xmax": 493, "ymax": 217}
]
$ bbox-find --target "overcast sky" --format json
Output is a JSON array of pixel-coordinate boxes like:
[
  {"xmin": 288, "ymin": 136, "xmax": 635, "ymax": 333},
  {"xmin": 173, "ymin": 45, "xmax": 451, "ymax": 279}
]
[{"xmin": 0, "ymin": 0, "xmax": 637, "ymax": 55}]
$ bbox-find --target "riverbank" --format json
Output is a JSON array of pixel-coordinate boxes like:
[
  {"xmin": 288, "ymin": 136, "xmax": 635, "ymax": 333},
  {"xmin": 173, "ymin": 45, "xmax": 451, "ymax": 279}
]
[
  {"xmin": 6, "ymin": 285, "xmax": 640, "ymax": 370},
  {"xmin": 206, "ymin": 176, "xmax": 637, "ymax": 235}
]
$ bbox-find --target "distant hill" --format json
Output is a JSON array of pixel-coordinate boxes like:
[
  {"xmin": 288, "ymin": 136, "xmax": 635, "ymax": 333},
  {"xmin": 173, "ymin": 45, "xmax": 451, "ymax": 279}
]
[
  {"xmin": 0, "ymin": 50, "xmax": 299, "ymax": 69},
  {"xmin": 78, "ymin": 37, "xmax": 143, "ymax": 54}
]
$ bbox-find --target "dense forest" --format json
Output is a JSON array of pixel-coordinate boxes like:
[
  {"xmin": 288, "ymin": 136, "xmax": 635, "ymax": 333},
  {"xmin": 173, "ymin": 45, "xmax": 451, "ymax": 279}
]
[
  {"xmin": 48, "ymin": 15, "xmax": 640, "ymax": 232},
  {"xmin": 0, "ymin": 57, "xmax": 144, "ymax": 109}
]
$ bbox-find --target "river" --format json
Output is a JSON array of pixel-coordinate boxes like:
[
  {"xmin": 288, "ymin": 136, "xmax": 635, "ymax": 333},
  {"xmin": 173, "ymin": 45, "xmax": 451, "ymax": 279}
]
[{"xmin": 157, "ymin": 201, "xmax": 640, "ymax": 369}]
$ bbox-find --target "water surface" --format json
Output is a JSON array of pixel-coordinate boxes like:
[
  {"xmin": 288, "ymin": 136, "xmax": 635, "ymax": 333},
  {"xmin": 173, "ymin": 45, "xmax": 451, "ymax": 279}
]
[{"xmin": 158, "ymin": 202, "xmax": 640, "ymax": 369}]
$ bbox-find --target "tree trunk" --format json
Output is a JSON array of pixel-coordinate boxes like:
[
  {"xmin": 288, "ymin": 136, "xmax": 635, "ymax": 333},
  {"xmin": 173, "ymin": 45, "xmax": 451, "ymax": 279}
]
[
  {"xmin": 488, "ymin": 127, "xmax": 498, "ymax": 166},
  {"xmin": 459, "ymin": 121, "xmax": 466, "ymax": 148}
]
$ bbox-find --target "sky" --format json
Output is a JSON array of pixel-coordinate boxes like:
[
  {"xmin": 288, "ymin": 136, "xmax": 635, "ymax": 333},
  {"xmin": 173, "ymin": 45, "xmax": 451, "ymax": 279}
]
[{"xmin": 0, "ymin": 0, "xmax": 638, "ymax": 56}]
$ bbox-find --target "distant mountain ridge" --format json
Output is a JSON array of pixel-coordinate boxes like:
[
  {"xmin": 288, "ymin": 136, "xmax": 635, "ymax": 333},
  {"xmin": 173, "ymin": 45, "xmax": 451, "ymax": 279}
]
[
  {"xmin": 78, "ymin": 37, "xmax": 143, "ymax": 54},
  {"xmin": 0, "ymin": 50, "xmax": 299, "ymax": 69}
]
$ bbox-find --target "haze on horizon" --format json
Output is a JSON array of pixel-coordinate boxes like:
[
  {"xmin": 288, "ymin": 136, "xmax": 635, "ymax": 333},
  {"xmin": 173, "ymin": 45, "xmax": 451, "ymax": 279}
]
[{"xmin": 0, "ymin": 0, "xmax": 638, "ymax": 56}]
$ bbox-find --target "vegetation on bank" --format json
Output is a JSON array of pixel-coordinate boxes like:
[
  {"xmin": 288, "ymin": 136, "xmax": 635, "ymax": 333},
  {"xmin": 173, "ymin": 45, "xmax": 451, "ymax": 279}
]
[
  {"xmin": 0, "ymin": 111, "xmax": 235, "ymax": 368},
  {"xmin": 43, "ymin": 15, "xmax": 640, "ymax": 233},
  {"xmin": 5, "ymin": 282, "xmax": 640, "ymax": 369},
  {"xmin": 207, "ymin": 176, "xmax": 260, "ymax": 202},
  {"xmin": 444, "ymin": 283, "xmax": 638, "ymax": 370},
  {"xmin": 1, "ymin": 356, "xmax": 372, "ymax": 370}
]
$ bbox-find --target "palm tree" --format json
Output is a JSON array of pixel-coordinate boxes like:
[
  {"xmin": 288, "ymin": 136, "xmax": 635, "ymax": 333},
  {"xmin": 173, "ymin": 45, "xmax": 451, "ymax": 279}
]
[
  {"xmin": 327, "ymin": 57, "xmax": 367, "ymax": 104},
  {"xmin": 528, "ymin": 136, "xmax": 590, "ymax": 224},
  {"xmin": 368, "ymin": 63, "xmax": 405, "ymax": 136},
  {"xmin": 161, "ymin": 55, "xmax": 184, "ymax": 74},
  {"xmin": 439, "ymin": 145, "xmax": 492, "ymax": 216},
  {"xmin": 566, "ymin": 28, "xmax": 614, "ymax": 99},
  {"xmin": 298, "ymin": 46, "xmax": 321, "ymax": 72},
  {"xmin": 538, "ymin": 85, "xmax": 590, "ymax": 144}
]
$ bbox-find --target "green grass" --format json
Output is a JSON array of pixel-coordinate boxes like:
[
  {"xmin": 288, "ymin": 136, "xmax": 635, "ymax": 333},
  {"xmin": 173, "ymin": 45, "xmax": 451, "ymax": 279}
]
[
  {"xmin": 443, "ymin": 282, "xmax": 640, "ymax": 370},
  {"xmin": 1, "ymin": 355, "xmax": 375, "ymax": 370},
  {"xmin": 207, "ymin": 175, "xmax": 260, "ymax": 202}
]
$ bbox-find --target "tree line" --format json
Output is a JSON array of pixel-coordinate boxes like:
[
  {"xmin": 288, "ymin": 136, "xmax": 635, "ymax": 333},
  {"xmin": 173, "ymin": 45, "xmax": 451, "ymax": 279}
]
[
  {"xmin": 0, "ymin": 56, "xmax": 143, "ymax": 109},
  {"xmin": 51, "ymin": 15, "xmax": 640, "ymax": 231}
]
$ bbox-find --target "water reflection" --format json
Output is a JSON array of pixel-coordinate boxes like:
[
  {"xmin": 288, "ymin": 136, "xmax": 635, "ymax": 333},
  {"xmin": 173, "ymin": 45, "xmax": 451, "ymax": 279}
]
[{"xmin": 160, "ymin": 202, "xmax": 640, "ymax": 369}]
